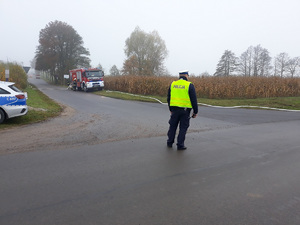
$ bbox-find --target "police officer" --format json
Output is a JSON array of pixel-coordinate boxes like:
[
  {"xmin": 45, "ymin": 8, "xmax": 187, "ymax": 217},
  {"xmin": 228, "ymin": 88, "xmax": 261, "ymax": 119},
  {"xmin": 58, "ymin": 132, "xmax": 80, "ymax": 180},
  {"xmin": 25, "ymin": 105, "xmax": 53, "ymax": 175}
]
[{"xmin": 167, "ymin": 70, "xmax": 198, "ymax": 150}]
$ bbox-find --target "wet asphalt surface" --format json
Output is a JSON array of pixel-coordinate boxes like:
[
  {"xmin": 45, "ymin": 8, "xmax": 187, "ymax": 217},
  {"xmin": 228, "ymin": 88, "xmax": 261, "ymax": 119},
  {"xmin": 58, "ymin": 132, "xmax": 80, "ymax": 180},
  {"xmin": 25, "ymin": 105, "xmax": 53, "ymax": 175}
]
[{"xmin": 1, "ymin": 78, "xmax": 300, "ymax": 224}]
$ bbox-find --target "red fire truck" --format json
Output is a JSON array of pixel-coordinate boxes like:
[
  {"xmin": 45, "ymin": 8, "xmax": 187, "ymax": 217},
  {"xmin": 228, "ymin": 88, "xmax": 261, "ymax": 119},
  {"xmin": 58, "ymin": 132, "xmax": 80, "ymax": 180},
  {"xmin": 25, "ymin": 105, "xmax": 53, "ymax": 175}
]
[{"xmin": 70, "ymin": 68, "xmax": 104, "ymax": 92}]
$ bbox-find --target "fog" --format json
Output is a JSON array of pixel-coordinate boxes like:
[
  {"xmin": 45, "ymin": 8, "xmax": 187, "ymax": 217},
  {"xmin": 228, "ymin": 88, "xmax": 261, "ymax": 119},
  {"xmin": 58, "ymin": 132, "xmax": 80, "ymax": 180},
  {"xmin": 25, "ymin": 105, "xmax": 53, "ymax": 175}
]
[{"xmin": 1, "ymin": 0, "xmax": 300, "ymax": 75}]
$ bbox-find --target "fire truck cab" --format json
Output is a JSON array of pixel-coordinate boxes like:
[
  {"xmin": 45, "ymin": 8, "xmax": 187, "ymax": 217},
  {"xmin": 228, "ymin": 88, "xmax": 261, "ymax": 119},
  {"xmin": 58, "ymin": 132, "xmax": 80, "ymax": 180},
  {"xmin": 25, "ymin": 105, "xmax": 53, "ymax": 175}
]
[{"xmin": 70, "ymin": 68, "xmax": 104, "ymax": 92}]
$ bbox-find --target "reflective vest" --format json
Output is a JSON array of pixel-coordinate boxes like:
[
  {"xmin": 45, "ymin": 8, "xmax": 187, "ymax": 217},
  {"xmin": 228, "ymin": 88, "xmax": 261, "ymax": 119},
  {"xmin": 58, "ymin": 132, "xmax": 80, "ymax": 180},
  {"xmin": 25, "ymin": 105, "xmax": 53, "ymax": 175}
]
[{"xmin": 170, "ymin": 79, "xmax": 192, "ymax": 108}]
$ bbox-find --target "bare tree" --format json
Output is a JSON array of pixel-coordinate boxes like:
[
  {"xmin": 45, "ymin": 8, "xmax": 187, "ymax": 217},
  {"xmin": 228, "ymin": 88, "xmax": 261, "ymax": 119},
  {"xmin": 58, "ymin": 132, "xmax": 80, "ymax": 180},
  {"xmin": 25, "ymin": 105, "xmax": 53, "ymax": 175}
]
[
  {"xmin": 257, "ymin": 47, "xmax": 272, "ymax": 76},
  {"xmin": 286, "ymin": 57, "xmax": 300, "ymax": 77},
  {"xmin": 274, "ymin": 52, "xmax": 290, "ymax": 77},
  {"xmin": 238, "ymin": 46, "xmax": 253, "ymax": 76},
  {"xmin": 214, "ymin": 50, "xmax": 238, "ymax": 76},
  {"xmin": 238, "ymin": 45, "xmax": 271, "ymax": 76},
  {"xmin": 199, "ymin": 71, "xmax": 211, "ymax": 77},
  {"xmin": 252, "ymin": 45, "xmax": 272, "ymax": 76}
]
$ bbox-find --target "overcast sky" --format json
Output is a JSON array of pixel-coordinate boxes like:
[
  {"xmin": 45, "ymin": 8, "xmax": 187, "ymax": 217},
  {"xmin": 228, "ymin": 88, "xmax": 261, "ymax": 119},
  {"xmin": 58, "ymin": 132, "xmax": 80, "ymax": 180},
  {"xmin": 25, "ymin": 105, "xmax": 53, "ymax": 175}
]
[{"xmin": 1, "ymin": 0, "xmax": 300, "ymax": 75}]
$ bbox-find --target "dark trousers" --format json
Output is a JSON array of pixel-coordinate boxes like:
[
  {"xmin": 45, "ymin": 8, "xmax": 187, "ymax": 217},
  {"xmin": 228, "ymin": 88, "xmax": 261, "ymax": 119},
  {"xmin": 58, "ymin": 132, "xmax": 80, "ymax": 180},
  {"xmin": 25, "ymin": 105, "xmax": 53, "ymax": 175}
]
[{"xmin": 167, "ymin": 109, "xmax": 190, "ymax": 147}]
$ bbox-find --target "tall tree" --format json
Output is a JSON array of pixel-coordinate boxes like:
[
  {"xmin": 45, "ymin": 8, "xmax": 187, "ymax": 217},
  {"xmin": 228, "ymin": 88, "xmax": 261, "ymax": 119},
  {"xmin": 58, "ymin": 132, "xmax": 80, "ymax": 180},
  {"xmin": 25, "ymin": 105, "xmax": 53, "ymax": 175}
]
[
  {"xmin": 109, "ymin": 65, "xmax": 120, "ymax": 76},
  {"xmin": 257, "ymin": 47, "xmax": 272, "ymax": 76},
  {"xmin": 97, "ymin": 63, "xmax": 104, "ymax": 71},
  {"xmin": 238, "ymin": 46, "xmax": 253, "ymax": 76},
  {"xmin": 274, "ymin": 52, "xmax": 289, "ymax": 77},
  {"xmin": 214, "ymin": 50, "xmax": 238, "ymax": 76},
  {"xmin": 35, "ymin": 20, "xmax": 90, "ymax": 84},
  {"xmin": 238, "ymin": 45, "xmax": 271, "ymax": 76},
  {"xmin": 123, "ymin": 27, "xmax": 168, "ymax": 76},
  {"xmin": 122, "ymin": 55, "xmax": 139, "ymax": 75},
  {"xmin": 286, "ymin": 57, "xmax": 300, "ymax": 77}
]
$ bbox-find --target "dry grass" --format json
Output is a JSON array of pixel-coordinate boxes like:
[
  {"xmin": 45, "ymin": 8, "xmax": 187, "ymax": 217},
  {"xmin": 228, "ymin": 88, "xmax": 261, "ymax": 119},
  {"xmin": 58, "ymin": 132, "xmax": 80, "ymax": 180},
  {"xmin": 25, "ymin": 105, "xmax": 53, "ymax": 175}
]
[{"xmin": 104, "ymin": 75, "xmax": 300, "ymax": 99}]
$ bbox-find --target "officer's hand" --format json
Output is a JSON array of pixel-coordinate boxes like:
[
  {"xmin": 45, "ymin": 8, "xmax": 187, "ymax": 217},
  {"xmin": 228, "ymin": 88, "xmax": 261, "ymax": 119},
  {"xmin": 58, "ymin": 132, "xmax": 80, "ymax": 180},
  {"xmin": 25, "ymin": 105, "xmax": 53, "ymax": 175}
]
[{"xmin": 192, "ymin": 113, "xmax": 197, "ymax": 118}]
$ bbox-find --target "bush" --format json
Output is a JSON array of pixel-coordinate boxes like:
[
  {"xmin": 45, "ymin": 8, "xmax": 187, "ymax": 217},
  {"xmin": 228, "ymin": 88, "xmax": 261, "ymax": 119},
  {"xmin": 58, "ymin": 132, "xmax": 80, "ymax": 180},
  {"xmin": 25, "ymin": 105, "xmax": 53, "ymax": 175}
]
[
  {"xmin": 0, "ymin": 63, "xmax": 5, "ymax": 81},
  {"xmin": 0, "ymin": 62, "xmax": 28, "ymax": 89}
]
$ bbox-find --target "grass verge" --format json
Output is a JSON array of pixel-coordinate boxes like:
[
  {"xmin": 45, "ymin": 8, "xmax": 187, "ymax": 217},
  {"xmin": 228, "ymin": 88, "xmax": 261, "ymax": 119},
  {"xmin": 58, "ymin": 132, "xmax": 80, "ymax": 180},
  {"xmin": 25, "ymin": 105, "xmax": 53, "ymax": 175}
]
[
  {"xmin": 94, "ymin": 90, "xmax": 300, "ymax": 110},
  {"xmin": 197, "ymin": 97, "xmax": 300, "ymax": 110},
  {"xmin": 0, "ymin": 84, "xmax": 62, "ymax": 129}
]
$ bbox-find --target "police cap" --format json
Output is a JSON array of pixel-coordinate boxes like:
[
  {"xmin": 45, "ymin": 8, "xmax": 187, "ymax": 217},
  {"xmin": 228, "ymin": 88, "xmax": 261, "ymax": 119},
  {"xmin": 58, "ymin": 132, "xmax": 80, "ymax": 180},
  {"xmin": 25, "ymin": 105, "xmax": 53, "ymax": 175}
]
[{"xmin": 179, "ymin": 70, "xmax": 189, "ymax": 76}]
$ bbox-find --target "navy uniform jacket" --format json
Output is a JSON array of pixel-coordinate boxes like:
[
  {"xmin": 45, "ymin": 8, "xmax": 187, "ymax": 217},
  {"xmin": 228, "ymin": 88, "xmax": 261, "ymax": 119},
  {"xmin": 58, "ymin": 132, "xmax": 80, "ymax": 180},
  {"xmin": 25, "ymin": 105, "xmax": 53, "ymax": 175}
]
[{"xmin": 167, "ymin": 76, "xmax": 198, "ymax": 114}]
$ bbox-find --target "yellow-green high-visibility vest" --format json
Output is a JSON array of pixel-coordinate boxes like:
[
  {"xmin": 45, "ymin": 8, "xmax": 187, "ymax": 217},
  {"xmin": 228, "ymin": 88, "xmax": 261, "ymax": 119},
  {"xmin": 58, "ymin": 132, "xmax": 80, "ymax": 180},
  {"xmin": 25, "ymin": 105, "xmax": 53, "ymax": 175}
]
[{"xmin": 170, "ymin": 79, "xmax": 192, "ymax": 108}]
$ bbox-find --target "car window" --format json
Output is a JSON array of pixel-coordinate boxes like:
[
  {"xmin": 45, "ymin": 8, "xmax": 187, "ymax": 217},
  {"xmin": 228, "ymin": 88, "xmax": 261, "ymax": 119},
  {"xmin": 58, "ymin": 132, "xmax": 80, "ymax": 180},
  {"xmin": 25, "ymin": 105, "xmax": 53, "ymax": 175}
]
[
  {"xmin": 9, "ymin": 85, "xmax": 22, "ymax": 92},
  {"xmin": 0, "ymin": 87, "xmax": 10, "ymax": 94}
]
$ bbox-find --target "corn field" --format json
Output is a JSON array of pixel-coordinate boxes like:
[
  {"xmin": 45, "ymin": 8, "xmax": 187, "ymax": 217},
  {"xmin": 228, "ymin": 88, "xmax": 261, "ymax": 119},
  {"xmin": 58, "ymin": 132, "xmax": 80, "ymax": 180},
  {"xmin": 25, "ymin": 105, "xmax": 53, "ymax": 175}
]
[{"xmin": 104, "ymin": 75, "xmax": 300, "ymax": 99}]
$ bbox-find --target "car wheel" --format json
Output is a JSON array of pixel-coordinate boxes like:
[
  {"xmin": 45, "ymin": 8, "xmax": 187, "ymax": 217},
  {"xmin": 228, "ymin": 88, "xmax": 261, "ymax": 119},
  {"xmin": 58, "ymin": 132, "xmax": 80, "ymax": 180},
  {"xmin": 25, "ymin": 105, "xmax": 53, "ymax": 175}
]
[{"xmin": 0, "ymin": 109, "xmax": 6, "ymax": 124}]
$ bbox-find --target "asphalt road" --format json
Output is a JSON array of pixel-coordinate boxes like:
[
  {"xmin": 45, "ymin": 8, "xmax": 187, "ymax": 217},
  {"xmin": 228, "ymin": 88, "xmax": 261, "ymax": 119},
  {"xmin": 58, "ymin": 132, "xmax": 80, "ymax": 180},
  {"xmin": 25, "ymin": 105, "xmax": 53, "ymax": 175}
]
[{"xmin": 1, "ymin": 78, "xmax": 300, "ymax": 225}]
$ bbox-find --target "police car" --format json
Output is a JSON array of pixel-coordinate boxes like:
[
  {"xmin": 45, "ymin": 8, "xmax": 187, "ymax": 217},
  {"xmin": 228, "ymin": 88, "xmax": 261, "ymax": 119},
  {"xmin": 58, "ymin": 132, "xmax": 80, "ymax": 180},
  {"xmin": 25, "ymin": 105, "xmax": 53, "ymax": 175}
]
[{"xmin": 0, "ymin": 81, "xmax": 28, "ymax": 124}]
